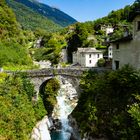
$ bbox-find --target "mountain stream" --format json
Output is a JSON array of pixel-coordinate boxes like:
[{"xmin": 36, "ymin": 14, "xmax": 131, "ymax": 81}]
[{"xmin": 31, "ymin": 76, "xmax": 79, "ymax": 140}]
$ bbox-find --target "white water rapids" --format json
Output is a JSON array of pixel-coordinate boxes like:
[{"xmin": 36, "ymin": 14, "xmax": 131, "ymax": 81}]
[
  {"xmin": 52, "ymin": 76, "xmax": 78, "ymax": 140},
  {"xmin": 31, "ymin": 76, "xmax": 78, "ymax": 140}
]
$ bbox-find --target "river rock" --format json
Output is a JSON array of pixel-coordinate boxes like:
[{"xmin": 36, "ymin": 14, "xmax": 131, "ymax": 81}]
[{"xmin": 31, "ymin": 116, "xmax": 51, "ymax": 140}]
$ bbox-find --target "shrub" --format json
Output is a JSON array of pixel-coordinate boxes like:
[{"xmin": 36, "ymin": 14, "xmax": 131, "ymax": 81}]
[
  {"xmin": 72, "ymin": 65, "xmax": 140, "ymax": 139},
  {"xmin": 40, "ymin": 78, "xmax": 60, "ymax": 114},
  {"xmin": 0, "ymin": 74, "xmax": 46, "ymax": 139},
  {"xmin": 97, "ymin": 58, "xmax": 105, "ymax": 67}
]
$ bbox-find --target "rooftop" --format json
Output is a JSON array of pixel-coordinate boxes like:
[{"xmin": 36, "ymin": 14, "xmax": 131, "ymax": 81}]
[
  {"xmin": 110, "ymin": 34, "xmax": 133, "ymax": 43},
  {"xmin": 77, "ymin": 48, "xmax": 103, "ymax": 53}
]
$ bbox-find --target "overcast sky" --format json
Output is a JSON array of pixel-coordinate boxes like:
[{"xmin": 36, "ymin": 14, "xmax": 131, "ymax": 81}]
[{"xmin": 38, "ymin": 0, "xmax": 135, "ymax": 22}]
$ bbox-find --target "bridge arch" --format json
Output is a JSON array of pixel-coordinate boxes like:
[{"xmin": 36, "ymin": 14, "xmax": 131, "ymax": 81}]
[
  {"xmin": 28, "ymin": 67, "xmax": 109, "ymax": 100},
  {"xmin": 5, "ymin": 67, "xmax": 109, "ymax": 100},
  {"xmin": 39, "ymin": 78, "xmax": 53, "ymax": 95},
  {"xmin": 30, "ymin": 74, "xmax": 80, "ymax": 101},
  {"xmin": 30, "ymin": 76, "xmax": 53, "ymax": 99}
]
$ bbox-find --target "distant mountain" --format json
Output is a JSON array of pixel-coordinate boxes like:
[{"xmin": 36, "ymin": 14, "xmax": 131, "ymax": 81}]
[
  {"xmin": 6, "ymin": 0, "xmax": 77, "ymax": 31},
  {"xmin": 6, "ymin": 0, "xmax": 61, "ymax": 32}
]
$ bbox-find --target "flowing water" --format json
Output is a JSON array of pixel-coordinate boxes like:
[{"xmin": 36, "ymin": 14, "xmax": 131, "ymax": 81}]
[
  {"xmin": 51, "ymin": 76, "xmax": 78, "ymax": 140},
  {"xmin": 31, "ymin": 76, "xmax": 78, "ymax": 140}
]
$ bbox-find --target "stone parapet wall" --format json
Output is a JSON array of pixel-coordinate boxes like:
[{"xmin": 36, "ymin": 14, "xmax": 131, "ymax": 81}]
[
  {"xmin": 24, "ymin": 67, "xmax": 109, "ymax": 77},
  {"xmin": 5, "ymin": 67, "xmax": 110, "ymax": 78}
]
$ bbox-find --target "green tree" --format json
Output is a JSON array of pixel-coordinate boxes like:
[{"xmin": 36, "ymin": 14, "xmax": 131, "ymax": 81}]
[
  {"xmin": 128, "ymin": 95, "xmax": 140, "ymax": 127},
  {"xmin": 0, "ymin": 73, "xmax": 46, "ymax": 139},
  {"xmin": 72, "ymin": 65, "xmax": 140, "ymax": 139},
  {"xmin": 40, "ymin": 78, "xmax": 60, "ymax": 114},
  {"xmin": 67, "ymin": 23, "xmax": 89, "ymax": 62},
  {"xmin": 97, "ymin": 58, "xmax": 105, "ymax": 67}
]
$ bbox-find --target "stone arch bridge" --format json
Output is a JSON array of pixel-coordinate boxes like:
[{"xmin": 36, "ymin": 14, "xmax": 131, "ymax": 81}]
[
  {"xmin": 25, "ymin": 68, "xmax": 89, "ymax": 96},
  {"xmin": 6, "ymin": 67, "xmax": 109, "ymax": 97}
]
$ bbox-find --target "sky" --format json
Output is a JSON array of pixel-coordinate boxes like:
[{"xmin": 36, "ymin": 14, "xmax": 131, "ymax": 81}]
[{"xmin": 38, "ymin": 0, "xmax": 135, "ymax": 22}]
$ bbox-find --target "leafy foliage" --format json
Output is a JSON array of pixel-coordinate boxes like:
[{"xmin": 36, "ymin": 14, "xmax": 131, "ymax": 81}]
[
  {"xmin": 0, "ymin": 42, "xmax": 32, "ymax": 67},
  {"xmin": 0, "ymin": 0, "xmax": 35, "ymax": 68},
  {"xmin": 0, "ymin": 0, "xmax": 22, "ymax": 41},
  {"xmin": 66, "ymin": 23, "xmax": 89, "ymax": 62},
  {"xmin": 97, "ymin": 58, "xmax": 105, "ymax": 67},
  {"xmin": 40, "ymin": 78, "xmax": 60, "ymax": 114},
  {"xmin": 0, "ymin": 74, "xmax": 46, "ymax": 140},
  {"xmin": 32, "ymin": 33, "xmax": 67, "ymax": 65},
  {"xmin": 128, "ymin": 95, "xmax": 140, "ymax": 127},
  {"xmin": 72, "ymin": 65, "xmax": 140, "ymax": 139}
]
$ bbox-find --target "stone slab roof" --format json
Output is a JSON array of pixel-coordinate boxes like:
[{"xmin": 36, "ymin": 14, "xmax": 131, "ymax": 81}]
[
  {"xmin": 110, "ymin": 34, "xmax": 133, "ymax": 43},
  {"xmin": 77, "ymin": 48, "xmax": 103, "ymax": 53}
]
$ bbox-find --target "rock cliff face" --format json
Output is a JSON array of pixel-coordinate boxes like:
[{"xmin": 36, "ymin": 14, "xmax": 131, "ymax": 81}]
[{"xmin": 31, "ymin": 116, "xmax": 52, "ymax": 140}]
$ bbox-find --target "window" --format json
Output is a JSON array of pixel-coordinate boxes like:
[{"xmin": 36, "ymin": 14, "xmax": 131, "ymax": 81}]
[
  {"xmin": 137, "ymin": 21, "xmax": 140, "ymax": 31},
  {"xmin": 89, "ymin": 60, "xmax": 92, "ymax": 64},
  {"xmin": 110, "ymin": 53, "xmax": 112, "ymax": 56},
  {"xmin": 97, "ymin": 54, "xmax": 100, "ymax": 58},
  {"xmin": 116, "ymin": 43, "xmax": 119, "ymax": 49},
  {"xmin": 89, "ymin": 54, "xmax": 91, "ymax": 58},
  {"xmin": 115, "ymin": 61, "xmax": 119, "ymax": 70}
]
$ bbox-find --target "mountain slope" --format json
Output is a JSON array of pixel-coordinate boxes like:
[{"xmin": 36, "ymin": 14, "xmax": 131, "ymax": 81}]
[
  {"xmin": 6, "ymin": 0, "xmax": 62, "ymax": 32},
  {"xmin": 0, "ymin": 0, "xmax": 23, "ymax": 40},
  {"xmin": 7, "ymin": 0, "xmax": 77, "ymax": 30},
  {"xmin": 0, "ymin": 0, "xmax": 33, "ymax": 67}
]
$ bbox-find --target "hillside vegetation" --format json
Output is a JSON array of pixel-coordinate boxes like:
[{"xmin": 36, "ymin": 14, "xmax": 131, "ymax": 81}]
[
  {"xmin": 6, "ymin": 0, "xmax": 62, "ymax": 32},
  {"xmin": 72, "ymin": 65, "xmax": 140, "ymax": 139},
  {"xmin": 31, "ymin": 32, "xmax": 67, "ymax": 65},
  {"xmin": 0, "ymin": 73, "xmax": 46, "ymax": 140},
  {"xmin": 7, "ymin": 0, "xmax": 77, "ymax": 31},
  {"xmin": 0, "ymin": 0, "xmax": 34, "ymax": 68}
]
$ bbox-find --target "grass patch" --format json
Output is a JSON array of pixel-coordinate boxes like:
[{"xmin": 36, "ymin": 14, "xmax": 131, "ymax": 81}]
[
  {"xmin": 3, "ymin": 64, "xmax": 39, "ymax": 71},
  {"xmin": 0, "ymin": 72, "xmax": 7, "ymax": 83}
]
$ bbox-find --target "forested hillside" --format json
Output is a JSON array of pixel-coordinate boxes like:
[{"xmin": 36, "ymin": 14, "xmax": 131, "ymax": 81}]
[
  {"xmin": 0, "ymin": 0, "xmax": 34, "ymax": 69},
  {"xmin": 6, "ymin": 0, "xmax": 62, "ymax": 32},
  {"xmin": 31, "ymin": 33, "xmax": 67, "ymax": 65},
  {"xmin": 7, "ymin": 0, "xmax": 77, "ymax": 31},
  {"xmin": 0, "ymin": 0, "xmax": 24, "ymax": 41}
]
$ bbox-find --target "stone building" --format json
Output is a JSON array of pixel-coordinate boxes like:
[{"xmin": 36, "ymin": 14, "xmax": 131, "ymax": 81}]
[
  {"xmin": 101, "ymin": 25, "xmax": 114, "ymax": 35},
  {"xmin": 61, "ymin": 48, "xmax": 68, "ymax": 63},
  {"xmin": 111, "ymin": 12, "xmax": 140, "ymax": 70},
  {"xmin": 73, "ymin": 48, "xmax": 103, "ymax": 67}
]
